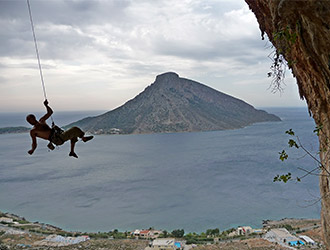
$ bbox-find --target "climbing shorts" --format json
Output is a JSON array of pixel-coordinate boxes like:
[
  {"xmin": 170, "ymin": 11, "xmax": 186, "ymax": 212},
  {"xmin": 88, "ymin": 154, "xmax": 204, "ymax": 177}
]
[
  {"xmin": 61, "ymin": 127, "xmax": 84, "ymax": 143},
  {"xmin": 50, "ymin": 127, "xmax": 84, "ymax": 146}
]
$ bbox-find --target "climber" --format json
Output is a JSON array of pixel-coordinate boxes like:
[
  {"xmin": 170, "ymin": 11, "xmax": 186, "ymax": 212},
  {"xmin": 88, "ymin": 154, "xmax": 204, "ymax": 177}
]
[{"xmin": 26, "ymin": 100, "xmax": 93, "ymax": 158}]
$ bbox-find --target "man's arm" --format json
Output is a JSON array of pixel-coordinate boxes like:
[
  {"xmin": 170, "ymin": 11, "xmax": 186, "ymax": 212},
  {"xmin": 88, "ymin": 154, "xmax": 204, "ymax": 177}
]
[
  {"xmin": 39, "ymin": 99, "xmax": 53, "ymax": 123},
  {"xmin": 28, "ymin": 130, "xmax": 37, "ymax": 155}
]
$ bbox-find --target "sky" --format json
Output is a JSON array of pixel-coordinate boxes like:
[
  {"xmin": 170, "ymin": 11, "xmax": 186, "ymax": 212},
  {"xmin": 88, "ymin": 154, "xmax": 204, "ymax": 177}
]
[{"xmin": 0, "ymin": 0, "xmax": 307, "ymax": 112}]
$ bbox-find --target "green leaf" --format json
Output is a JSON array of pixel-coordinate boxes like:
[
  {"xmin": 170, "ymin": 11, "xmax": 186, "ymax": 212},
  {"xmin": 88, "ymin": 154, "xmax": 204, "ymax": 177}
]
[
  {"xmin": 318, "ymin": 147, "xmax": 327, "ymax": 154},
  {"xmin": 285, "ymin": 129, "xmax": 295, "ymax": 136},
  {"xmin": 279, "ymin": 150, "xmax": 288, "ymax": 161},
  {"xmin": 281, "ymin": 173, "xmax": 292, "ymax": 183},
  {"xmin": 288, "ymin": 139, "xmax": 299, "ymax": 148},
  {"xmin": 313, "ymin": 124, "xmax": 323, "ymax": 136},
  {"xmin": 273, "ymin": 173, "xmax": 291, "ymax": 183}
]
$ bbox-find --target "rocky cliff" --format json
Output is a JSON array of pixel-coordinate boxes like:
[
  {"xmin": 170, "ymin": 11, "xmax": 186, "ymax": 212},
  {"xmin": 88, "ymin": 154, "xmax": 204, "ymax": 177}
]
[
  {"xmin": 245, "ymin": 0, "xmax": 330, "ymax": 247},
  {"xmin": 67, "ymin": 72, "xmax": 280, "ymax": 134}
]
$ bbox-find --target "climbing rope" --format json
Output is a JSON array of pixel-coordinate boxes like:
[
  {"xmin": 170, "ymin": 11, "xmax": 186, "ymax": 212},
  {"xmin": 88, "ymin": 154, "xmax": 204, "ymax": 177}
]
[{"xmin": 27, "ymin": 0, "xmax": 54, "ymax": 125}]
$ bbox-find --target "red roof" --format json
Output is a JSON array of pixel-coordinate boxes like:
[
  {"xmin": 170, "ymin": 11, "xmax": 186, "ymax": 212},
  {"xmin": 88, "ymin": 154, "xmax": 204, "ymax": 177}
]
[{"xmin": 140, "ymin": 230, "xmax": 150, "ymax": 234}]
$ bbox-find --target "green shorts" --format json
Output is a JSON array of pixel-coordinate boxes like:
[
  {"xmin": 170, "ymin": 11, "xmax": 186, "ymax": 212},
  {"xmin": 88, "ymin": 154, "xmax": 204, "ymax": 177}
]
[{"xmin": 51, "ymin": 127, "xmax": 84, "ymax": 145}]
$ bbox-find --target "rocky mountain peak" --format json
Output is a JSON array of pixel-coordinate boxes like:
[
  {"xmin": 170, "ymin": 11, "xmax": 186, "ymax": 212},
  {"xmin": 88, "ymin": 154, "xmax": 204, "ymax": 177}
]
[
  {"xmin": 155, "ymin": 72, "xmax": 179, "ymax": 82},
  {"xmin": 67, "ymin": 73, "xmax": 280, "ymax": 134}
]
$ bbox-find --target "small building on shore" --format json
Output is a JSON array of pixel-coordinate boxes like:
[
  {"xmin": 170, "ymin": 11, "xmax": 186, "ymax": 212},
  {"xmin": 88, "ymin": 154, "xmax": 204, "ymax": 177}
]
[
  {"xmin": 151, "ymin": 238, "xmax": 182, "ymax": 250},
  {"xmin": 227, "ymin": 226, "xmax": 265, "ymax": 237},
  {"xmin": 140, "ymin": 230, "xmax": 150, "ymax": 238},
  {"xmin": 299, "ymin": 235, "xmax": 315, "ymax": 245},
  {"xmin": 132, "ymin": 229, "xmax": 162, "ymax": 239},
  {"xmin": 0, "ymin": 217, "xmax": 13, "ymax": 223},
  {"xmin": 133, "ymin": 229, "xmax": 141, "ymax": 238},
  {"xmin": 264, "ymin": 228, "xmax": 302, "ymax": 247},
  {"xmin": 237, "ymin": 226, "xmax": 252, "ymax": 235}
]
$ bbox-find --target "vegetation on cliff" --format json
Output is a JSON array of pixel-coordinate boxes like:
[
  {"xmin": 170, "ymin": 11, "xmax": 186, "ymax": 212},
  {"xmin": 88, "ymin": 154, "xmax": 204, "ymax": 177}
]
[{"xmin": 245, "ymin": 0, "xmax": 330, "ymax": 247}]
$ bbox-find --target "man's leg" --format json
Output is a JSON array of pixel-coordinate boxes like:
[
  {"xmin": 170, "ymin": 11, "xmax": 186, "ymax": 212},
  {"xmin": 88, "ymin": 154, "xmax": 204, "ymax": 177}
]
[
  {"xmin": 62, "ymin": 127, "xmax": 93, "ymax": 158},
  {"xmin": 69, "ymin": 138, "xmax": 78, "ymax": 158},
  {"xmin": 82, "ymin": 135, "xmax": 93, "ymax": 142}
]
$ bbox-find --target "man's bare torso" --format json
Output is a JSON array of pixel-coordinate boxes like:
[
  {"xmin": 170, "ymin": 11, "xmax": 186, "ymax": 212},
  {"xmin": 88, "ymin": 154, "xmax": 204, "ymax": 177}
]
[{"xmin": 31, "ymin": 122, "xmax": 52, "ymax": 140}]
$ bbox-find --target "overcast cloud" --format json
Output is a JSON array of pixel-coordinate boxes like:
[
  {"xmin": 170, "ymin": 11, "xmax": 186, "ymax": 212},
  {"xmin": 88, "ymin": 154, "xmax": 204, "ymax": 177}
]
[{"xmin": 0, "ymin": 0, "xmax": 305, "ymax": 112}]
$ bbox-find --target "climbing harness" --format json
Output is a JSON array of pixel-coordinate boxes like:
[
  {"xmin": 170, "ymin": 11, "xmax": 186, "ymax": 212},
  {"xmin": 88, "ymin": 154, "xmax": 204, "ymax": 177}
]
[
  {"xmin": 49, "ymin": 126, "xmax": 65, "ymax": 146},
  {"xmin": 27, "ymin": 0, "xmax": 63, "ymax": 150}
]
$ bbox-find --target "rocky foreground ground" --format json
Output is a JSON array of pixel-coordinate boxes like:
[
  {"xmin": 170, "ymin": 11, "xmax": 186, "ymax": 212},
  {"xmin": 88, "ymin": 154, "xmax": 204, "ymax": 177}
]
[{"xmin": 0, "ymin": 211, "xmax": 324, "ymax": 250}]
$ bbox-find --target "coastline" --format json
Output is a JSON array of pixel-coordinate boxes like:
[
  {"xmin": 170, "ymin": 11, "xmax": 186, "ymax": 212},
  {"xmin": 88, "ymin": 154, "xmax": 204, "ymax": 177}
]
[{"xmin": 0, "ymin": 210, "xmax": 323, "ymax": 249}]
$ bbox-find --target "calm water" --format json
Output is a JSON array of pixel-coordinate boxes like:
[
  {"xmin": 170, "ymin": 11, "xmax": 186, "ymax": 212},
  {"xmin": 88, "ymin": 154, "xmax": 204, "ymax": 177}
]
[{"xmin": 0, "ymin": 108, "xmax": 321, "ymax": 233}]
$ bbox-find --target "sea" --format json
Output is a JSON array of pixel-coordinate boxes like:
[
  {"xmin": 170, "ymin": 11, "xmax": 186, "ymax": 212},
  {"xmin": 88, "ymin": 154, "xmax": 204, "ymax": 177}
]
[{"xmin": 0, "ymin": 107, "xmax": 321, "ymax": 233}]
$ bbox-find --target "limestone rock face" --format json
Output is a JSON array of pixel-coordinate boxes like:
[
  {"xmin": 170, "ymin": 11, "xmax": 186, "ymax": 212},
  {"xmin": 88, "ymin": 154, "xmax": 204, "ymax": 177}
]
[{"xmin": 245, "ymin": 0, "xmax": 330, "ymax": 247}]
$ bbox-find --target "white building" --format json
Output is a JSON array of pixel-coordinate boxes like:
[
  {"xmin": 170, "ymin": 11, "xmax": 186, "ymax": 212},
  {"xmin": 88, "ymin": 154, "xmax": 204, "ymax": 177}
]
[
  {"xmin": 264, "ymin": 228, "xmax": 300, "ymax": 246},
  {"xmin": 299, "ymin": 235, "xmax": 315, "ymax": 245},
  {"xmin": 133, "ymin": 229, "xmax": 163, "ymax": 239},
  {"xmin": 0, "ymin": 217, "xmax": 13, "ymax": 223},
  {"xmin": 133, "ymin": 229, "xmax": 141, "ymax": 238},
  {"xmin": 151, "ymin": 238, "xmax": 179, "ymax": 250},
  {"xmin": 237, "ymin": 226, "xmax": 252, "ymax": 235}
]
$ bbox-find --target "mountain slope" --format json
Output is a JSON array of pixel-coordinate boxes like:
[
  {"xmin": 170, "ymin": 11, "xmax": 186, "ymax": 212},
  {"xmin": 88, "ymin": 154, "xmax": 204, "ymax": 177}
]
[{"xmin": 67, "ymin": 72, "xmax": 280, "ymax": 134}]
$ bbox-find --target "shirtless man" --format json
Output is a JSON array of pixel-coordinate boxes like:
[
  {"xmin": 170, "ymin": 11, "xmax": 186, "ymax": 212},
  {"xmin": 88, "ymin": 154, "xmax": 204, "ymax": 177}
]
[{"xmin": 26, "ymin": 100, "xmax": 93, "ymax": 158}]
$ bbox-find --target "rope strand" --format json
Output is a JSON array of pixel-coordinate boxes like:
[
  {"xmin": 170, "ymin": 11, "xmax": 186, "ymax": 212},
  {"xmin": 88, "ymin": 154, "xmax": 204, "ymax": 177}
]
[
  {"xmin": 27, "ymin": 0, "xmax": 54, "ymax": 125},
  {"xmin": 27, "ymin": 0, "xmax": 47, "ymax": 100}
]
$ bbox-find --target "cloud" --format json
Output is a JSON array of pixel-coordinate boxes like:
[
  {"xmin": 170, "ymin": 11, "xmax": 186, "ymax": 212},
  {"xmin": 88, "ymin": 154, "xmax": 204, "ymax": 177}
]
[
  {"xmin": 0, "ymin": 0, "xmax": 261, "ymax": 63},
  {"xmin": 0, "ymin": 0, "xmax": 304, "ymax": 112}
]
